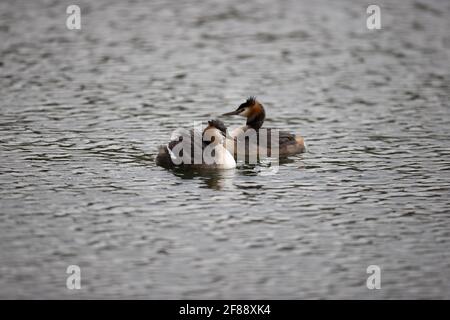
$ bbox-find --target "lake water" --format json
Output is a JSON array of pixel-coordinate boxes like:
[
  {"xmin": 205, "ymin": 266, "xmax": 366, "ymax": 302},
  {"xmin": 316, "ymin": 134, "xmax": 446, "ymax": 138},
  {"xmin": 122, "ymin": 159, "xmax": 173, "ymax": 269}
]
[{"xmin": 1, "ymin": 0, "xmax": 449, "ymax": 299}]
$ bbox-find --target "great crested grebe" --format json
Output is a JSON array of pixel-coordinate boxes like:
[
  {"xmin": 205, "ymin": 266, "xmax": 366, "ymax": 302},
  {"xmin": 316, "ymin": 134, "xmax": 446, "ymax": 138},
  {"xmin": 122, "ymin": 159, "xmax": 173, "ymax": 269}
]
[
  {"xmin": 222, "ymin": 97, "xmax": 306, "ymax": 157},
  {"xmin": 156, "ymin": 119, "xmax": 236, "ymax": 169}
]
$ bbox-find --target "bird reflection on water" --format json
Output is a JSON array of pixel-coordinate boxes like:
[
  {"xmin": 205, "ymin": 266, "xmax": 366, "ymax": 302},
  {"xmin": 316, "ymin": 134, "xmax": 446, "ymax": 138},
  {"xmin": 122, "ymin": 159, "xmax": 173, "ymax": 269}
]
[{"xmin": 166, "ymin": 156, "xmax": 302, "ymax": 190}]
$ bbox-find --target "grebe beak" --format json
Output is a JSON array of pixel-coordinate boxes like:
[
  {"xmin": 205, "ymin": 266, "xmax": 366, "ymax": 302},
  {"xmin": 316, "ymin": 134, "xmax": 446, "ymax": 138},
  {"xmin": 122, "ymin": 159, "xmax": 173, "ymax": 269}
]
[{"xmin": 222, "ymin": 110, "xmax": 241, "ymax": 116}]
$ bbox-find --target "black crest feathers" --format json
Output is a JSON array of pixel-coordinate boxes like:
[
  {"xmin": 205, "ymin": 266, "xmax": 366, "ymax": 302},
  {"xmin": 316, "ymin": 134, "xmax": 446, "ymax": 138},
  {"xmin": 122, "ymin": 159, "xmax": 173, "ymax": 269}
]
[{"xmin": 246, "ymin": 96, "xmax": 256, "ymax": 105}]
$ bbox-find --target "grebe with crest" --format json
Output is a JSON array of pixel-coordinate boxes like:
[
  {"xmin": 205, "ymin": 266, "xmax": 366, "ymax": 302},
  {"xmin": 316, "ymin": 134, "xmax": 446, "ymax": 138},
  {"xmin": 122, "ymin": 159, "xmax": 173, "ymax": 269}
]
[{"xmin": 222, "ymin": 97, "xmax": 306, "ymax": 157}]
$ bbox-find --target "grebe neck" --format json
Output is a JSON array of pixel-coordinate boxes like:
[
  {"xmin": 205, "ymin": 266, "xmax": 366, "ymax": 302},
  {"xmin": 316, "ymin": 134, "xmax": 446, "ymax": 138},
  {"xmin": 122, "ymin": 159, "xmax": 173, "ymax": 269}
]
[{"xmin": 246, "ymin": 104, "xmax": 265, "ymax": 130}]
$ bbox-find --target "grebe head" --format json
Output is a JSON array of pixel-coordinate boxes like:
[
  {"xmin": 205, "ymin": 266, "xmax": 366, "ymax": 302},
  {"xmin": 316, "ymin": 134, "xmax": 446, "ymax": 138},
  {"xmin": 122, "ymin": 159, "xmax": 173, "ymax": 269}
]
[
  {"xmin": 203, "ymin": 119, "xmax": 228, "ymax": 144},
  {"xmin": 222, "ymin": 97, "xmax": 266, "ymax": 130}
]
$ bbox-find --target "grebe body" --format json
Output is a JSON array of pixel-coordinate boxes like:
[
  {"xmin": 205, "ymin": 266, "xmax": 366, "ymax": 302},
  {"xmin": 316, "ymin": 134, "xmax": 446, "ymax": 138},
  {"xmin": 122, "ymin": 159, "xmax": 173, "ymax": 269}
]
[{"xmin": 156, "ymin": 120, "xmax": 236, "ymax": 169}]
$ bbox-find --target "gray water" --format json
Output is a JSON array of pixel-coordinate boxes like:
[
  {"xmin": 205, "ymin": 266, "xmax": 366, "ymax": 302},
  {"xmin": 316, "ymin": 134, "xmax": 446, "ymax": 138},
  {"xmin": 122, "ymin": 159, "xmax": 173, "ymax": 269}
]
[{"xmin": 1, "ymin": 0, "xmax": 450, "ymax": 299}]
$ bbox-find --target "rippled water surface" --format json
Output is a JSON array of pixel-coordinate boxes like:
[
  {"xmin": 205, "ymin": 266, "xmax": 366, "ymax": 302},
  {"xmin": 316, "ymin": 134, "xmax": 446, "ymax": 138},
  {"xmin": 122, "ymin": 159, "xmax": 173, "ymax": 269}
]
[{"xmin": 1, "ymin": 0, "xmax": 450, "ymax": 298}]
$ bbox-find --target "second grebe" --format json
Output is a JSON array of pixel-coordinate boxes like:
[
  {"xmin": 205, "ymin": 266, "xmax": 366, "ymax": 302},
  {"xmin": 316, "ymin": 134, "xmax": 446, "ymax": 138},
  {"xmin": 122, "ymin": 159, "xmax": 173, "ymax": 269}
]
[
  {"xmin": 156, "ymin": 119, "xmax": 236, "ymax": 169},
  {"xmin": 222, "ymin": 97, "xmax": 306, "ymax": 157}
]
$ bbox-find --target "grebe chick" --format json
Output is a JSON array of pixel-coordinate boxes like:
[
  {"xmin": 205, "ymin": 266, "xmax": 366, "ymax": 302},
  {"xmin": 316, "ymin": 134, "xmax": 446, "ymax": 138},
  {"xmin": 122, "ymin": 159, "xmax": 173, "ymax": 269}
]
[
  {"xmin": 222, "ymin": 97, "xmax": 306, "ymax": 157},
  {"xmin": 156, "ymin": 119, "xmax": 236, "ymax": 169}
]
